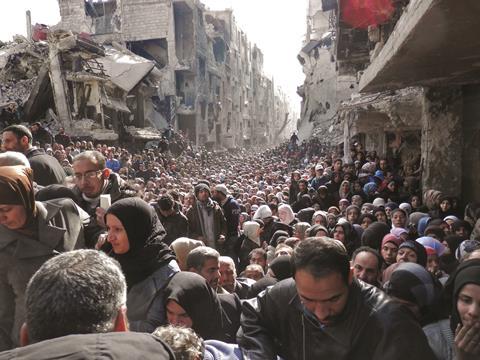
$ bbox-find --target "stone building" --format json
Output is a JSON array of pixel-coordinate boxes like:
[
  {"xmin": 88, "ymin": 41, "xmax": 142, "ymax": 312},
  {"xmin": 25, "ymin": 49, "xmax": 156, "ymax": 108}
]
[
  {"xmin": 54, "ymin": 0, "xmax": 292, "ymax": 148},
  {"xmin": 299, "ymin": 0, "xmax": 480, "ymax": 204}
]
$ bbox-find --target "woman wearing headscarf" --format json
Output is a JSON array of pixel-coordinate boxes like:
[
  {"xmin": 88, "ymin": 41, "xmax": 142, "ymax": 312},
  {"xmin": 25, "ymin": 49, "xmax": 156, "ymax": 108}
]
[
  {"xmin": 239, "ymin": 221, "xmax": 262, "ymax": 272},
  {"xmin": 165, "ymin": 272, "xmax": 232, "ymax": 342},
  {"xmin": 384, "ymin": 262, "xmax": 444, "ymax": 327},
  {"xmin": 0, "ymin": 166, "xmax": 85, "ymax": 350},
  {"xmin": 338, "ymin": 180, "xmax": 352, "ymax": 201},
  {"xmin": 170, "ymin": 237, "xmax": 204, "ymax": 271},
  {"xmin": 382, "ymin": 240, "xmax": 428, "ymax": 284},
  {"xmin": 313, "ymin": 185, "xmax": 334, "ymax": 210},
  {"xmin": 332, "ymin": 221, "xmax": 360, "ymax": 257},
  {"xmin": 105, "ymin": 197, "xmax": 179, "ymax": 332},
  {"xmin": 424, "ymin": 259, "xmax": 480, "ymax": 360}
]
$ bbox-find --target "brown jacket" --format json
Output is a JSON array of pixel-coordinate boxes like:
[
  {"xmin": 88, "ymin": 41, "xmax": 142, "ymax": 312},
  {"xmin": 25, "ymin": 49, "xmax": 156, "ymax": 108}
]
[{"xmin": 186, "ymin": 199, "xmax": 227, "ymax": 249}]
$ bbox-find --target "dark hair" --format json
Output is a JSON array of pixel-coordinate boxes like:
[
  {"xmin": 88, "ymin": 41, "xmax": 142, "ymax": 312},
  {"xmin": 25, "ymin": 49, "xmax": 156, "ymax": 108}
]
[
  {"xmin": 2, "ymin": 124, "xmax": 32, "ymax": 144},
  {"xmin": 73, "ymin": 150, "xmax": 106, "ymax": 170},
  {"xmin": 351, "ymin": 246, "xmax": 383, "ymax": 271},
  {"xmin": 292, "ymin": 237, "xmax": 350, "ymax": 284},
  {"xmin": 186, "ymin": 246, "xmax": 220, "ymax": 272},
  {"xmin": 153, "ymin": 325, "xmax": 204, "ymax": 360},
  {"xmin": 158, "ymin": 194, "xmax": 175, "ymax": 211},
  {"xmin": 25, "ymin": 250, "xmax": 126, "ymax": 343},
  {"xmin": 248, "ymin": 248, "xmax": 267, "ymax": 261}
]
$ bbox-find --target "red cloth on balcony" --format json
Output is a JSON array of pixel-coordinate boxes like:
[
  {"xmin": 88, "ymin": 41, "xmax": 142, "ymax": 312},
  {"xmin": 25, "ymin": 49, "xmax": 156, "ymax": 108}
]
[{"xmin": 341, "ymin": 0, "xmax": 395, "ymax": 29}]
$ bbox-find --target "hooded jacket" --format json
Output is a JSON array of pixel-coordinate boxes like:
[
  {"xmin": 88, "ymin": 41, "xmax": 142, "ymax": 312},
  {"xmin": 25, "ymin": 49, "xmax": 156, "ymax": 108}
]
[
  {"xmin": 238, "ymin": 278, "xmax": 436, "ymax": 360},
  {"xmin": 186, "ymin": 198, "xmax": 227, "ymax": 249}
]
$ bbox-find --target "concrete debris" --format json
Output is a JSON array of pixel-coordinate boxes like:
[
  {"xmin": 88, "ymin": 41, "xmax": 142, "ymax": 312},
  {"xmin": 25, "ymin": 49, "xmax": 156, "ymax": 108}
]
[
  {"xmin": 0, "ymin": 78, "xmax": 37, "ymax": 108},
  {"xmin": 125, "ymin": 126, "xmax": 163, "ymax": 141},
  {"xmin": 0, "ymin": 0, "xmax": 295, "ymax": 149},
  {"xmin": 99, "ymin": 47, "xmax": 155, "ymax": 92}
]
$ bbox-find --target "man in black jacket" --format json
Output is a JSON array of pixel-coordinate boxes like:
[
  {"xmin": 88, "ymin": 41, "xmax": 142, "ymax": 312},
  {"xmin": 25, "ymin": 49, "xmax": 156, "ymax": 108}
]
[
  {"xmin": 213, "ymin": 184, "xmax": 240, "ymax": 261},
  {"xmin": 1, "ymin": 125, "xmax": 66, "ymax": 186},
  {"xmin": 71, "ymin": 150, "xmax": 134, "ymax": 247},
  {"xmin": 238, "ymin": 237, "xmax": 437, "ymax": 360},
  {"xmin": 155, "ymin": 193, "xmax": 188, "ymax": 245}
]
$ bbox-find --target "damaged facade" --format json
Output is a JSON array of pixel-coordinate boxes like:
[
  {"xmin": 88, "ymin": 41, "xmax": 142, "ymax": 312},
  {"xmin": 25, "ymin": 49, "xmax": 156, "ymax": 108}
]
[
  {"xmin": 299, "ymin": 0, "xmax": 480, "ymax": 204},
  {"xmin": 0, "ymin": 0, "xmax": 292, "ymax": 148}
]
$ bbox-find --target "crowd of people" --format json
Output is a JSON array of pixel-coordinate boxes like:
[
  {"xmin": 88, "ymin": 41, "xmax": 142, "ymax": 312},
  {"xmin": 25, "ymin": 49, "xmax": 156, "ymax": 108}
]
[{"xmin": 0, "ymin": 123, "xmax": 480, "ymax": 359}]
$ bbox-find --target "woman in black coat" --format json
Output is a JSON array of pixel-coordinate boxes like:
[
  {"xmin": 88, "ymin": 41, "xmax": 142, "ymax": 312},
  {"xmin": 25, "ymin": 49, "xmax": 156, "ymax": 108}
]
[{"xmin": 105, "ymin": 197, "xmax": 179, "ymax": 332}]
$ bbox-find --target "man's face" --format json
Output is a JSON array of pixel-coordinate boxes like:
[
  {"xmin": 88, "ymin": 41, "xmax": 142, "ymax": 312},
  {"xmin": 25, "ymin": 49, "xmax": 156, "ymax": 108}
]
[
  {"xmin": 352, "ymin": 252, "xmax": 379, "ymax": 286},
  {"xmin": 219, "ymin": 261, "xmax": 236, "ymax": 293},
  {"xmin": 1, "ymin": 131, "xmax": 25, "ymax": 152},
  {"xmin": 250, "ymin": 253, "xmax": 266, "ymax": 270},
  {"xmin": 197, "ymin": 189, "xmax": 210, "ymax": 202},
  {"xmin": 211, "ymin": 190, "xmax": 222, "ymax": 202},
  {"xmin": 198, "ymin": 258, "xmax": 220, "ymax": 289},
  {"xmin": 298, "ymin": 182, "xmax": 306, "ymax": 192},
  {"xmin": 72, "ymin": 159, "xmax": 104, "ymax": 198},
  {"xmin": 295, "ymin": 270, "xmax": 350, "ymax": 326}
]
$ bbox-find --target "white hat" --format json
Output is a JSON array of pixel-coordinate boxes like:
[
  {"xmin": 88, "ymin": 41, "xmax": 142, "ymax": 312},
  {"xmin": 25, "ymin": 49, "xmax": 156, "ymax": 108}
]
[
  {"xmin": 253, "ymin": 205, "xmax": 273, "ymax": 220},
  {"xmin": 315, "ymin": 164, "xmax": 324, "ymax": 171},
  {"xmin": 373, "ymin": 198, "xmax": 386, "ymax": 207},
  {"xmin": 214, "ymin": 184, "xmax": 229, "ymax": 197}
]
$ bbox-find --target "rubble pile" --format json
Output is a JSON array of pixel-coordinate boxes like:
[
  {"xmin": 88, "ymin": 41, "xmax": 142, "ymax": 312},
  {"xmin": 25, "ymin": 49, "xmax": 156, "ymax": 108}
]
[{"xmin": 0, "ymin": 78, "xmax": 37, "ymax": 107}]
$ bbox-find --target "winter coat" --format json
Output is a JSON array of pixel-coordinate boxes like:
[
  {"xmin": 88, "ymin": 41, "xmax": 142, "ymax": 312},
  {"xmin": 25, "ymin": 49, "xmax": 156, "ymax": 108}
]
[
  {"xmin": 25, "ymin": 148, "xmax": 66, "ymax": 186},
  {"xmin": 0, "ymin": 199, "xmax": 85, "ymax": 350},
  {"xmin": 0, "ymin": 332, "xmax": 175, "ymax": 360},
  {"xmin": 127, "ymin": 260, "xmax": 179, "ymax": 332},
  {"xmin": 186, "ymin": 199, "xmax": 227, "ymax": 249},
  {"xmin": 156, "ymin": 208, "xmax": 189, "ymax": 246},
  {"xmin": 238, "ymin": 278, "xmax": 436, "ymax": 360}
]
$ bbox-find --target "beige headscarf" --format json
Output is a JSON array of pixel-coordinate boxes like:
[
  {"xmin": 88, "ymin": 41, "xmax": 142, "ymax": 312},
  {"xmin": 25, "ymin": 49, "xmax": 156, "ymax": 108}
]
[{"xmin": 170, "ymin": 237, "xmax": 205, "ymax": 270}]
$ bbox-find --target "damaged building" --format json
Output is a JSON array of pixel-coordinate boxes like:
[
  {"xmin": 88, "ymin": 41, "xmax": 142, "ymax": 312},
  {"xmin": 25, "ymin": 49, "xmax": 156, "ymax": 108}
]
[
  {"xmin": 0, "ymin": 0, "xmax": 292, "ymax": 148},
  {"xmin": 299, "ymin": 0, "xmax": 480, "ymax": 204}
]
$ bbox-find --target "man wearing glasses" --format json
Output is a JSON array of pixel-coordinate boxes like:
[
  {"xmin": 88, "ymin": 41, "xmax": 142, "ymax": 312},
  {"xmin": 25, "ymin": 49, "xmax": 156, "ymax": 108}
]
[{"xmin": 72, "ymin": 150, "xmax": 132, "ymax": 248}]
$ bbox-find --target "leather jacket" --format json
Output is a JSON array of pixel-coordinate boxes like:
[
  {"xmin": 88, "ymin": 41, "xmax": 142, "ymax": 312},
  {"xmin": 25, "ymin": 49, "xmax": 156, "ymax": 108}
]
[{"xmin": 238, "ymin": 278, "xmax": 436, "ymax": 360}]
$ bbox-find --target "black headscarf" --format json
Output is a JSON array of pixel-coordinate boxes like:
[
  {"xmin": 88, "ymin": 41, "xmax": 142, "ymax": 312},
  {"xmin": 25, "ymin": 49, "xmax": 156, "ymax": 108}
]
[
  {"xmin": 105, "ymin": 197, "xmax": 175, "ymax": 290},
  {"xmin": 361, "ymin": 222, "xmax": 391, "ymax": 250},
  {"xmin": 269, "ymin": 256, "xmax": 293, "ymax": 280},
  {"xmin": 164, "ymin": 272, "xmax": 224, "ymax": 340},
  {"xmin": 269, "ymin": 230, "xmax": 289, "ymax": 247},
  {"xmin": 444, "ymin": 259, "xmax": 480, "ymax": 333},
  {"xmin": 398, "ymin": 240, "xmax": 427, "ymax": 267},
  {"xmin": 334, "ymin": 222, "xmax": 359, "ymax": 257}
]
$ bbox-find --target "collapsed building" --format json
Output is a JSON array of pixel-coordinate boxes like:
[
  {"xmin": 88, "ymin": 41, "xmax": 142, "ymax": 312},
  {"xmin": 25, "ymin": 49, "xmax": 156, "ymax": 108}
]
[
  {"xmin": 298, "ymin": 0, "xmax": 480, "ymax": 204},
  {"xmin": 0, "ymin": 0, "xmax": 293, "ymax": 149}
]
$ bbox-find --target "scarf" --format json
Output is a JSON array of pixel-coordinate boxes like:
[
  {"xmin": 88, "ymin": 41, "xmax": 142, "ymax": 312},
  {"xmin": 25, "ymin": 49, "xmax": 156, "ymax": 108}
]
[
  {"xmin": 105, "ymin": 197, "xmax": 175, "ymax": 290},
  {"xmin": 444, "ymin": 259, "xmax": 480, "ymax": 333},
  {"xmin": 164, "ymin": 272, "xmax": 223, "ymax": 340}
]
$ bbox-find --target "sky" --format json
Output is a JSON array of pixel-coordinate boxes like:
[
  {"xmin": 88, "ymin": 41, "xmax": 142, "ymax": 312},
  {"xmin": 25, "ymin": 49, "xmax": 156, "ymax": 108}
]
[{"xmin": 0, "ymin": 0, "xmax": 307, "ymax": 115}]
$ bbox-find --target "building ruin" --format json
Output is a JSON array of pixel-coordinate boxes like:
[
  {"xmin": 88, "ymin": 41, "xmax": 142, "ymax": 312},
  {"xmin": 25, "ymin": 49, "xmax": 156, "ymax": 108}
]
[
  {"xmin": 298, "ymin": 0, "xmax": 480, "ymax": 204},
  {"xmin": 0, "ymin": 0, "xmax": 293, "ymax": 148}
]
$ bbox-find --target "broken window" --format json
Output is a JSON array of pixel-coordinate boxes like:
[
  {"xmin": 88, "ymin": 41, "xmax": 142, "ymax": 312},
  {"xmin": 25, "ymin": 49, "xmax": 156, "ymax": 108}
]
[
  {"xmin": 174, "ymin": 3, "xmax": 194, "ymax": 64},
  {"xmin": 198, "ymin": 57, "xmax": 206, "ymax": 79},
  {"xmin": 213, "ymin": 38, "xmax": 225, "ymax": 63},
  {"xmin": 84, "ymin": 0, "xmax": 118, "ymax": 35},
  {"xmin": 128, "ymin": 39, "xmax": 169, "ymax": 69}
]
